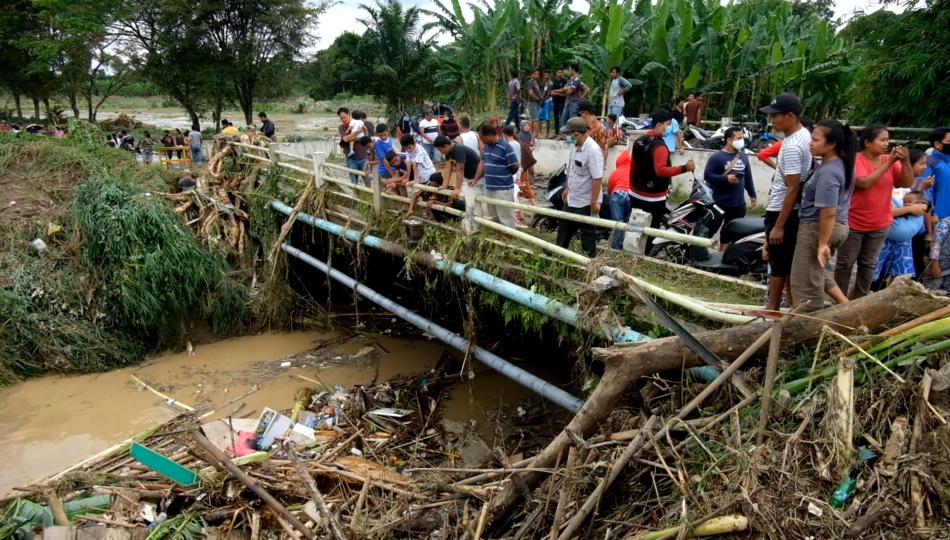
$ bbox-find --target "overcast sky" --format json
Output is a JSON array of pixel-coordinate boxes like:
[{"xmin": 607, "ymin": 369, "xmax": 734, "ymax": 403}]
[{"xmin": 313, "ymin": 0, "xmax": 898, "ymax": 51}]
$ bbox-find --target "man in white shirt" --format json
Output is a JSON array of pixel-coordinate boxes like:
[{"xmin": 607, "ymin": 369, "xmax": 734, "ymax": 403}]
[
  {"xmin": 418, "ymin": 111, "xmax": 440, "ymax": 164},
  {"xmin": 457, "ymin": 116, "xmax": 480, "ymax": 153},
  {"xmin": 556, "ymin": 117, "xmax": 604, "ymax": 257}
]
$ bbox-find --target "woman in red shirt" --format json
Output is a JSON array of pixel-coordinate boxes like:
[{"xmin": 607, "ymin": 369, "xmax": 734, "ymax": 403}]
[{"xmin": 833, "ymin": 125, "xmax": 914, "ymax": 299}]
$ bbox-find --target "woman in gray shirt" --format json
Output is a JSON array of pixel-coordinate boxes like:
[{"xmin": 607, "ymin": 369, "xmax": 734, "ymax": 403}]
[{"xmin": 790, "ymin": 120, "xmax": 856, "ymax": 311}]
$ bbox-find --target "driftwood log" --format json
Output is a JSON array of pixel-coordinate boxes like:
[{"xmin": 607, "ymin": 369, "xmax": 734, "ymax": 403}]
[{"xmin": 488, "ymin": 278, "xmax": 949, "ymax": 528}]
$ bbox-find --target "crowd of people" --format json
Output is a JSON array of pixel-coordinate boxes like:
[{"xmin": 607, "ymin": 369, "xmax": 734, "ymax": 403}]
[
  {"xmin": 736, "ymin": 93, "xmax": 950, "ymax": 316},
  {"xmin": 1, "ymin": 122, "xmax": 66, "ymax": 138}
]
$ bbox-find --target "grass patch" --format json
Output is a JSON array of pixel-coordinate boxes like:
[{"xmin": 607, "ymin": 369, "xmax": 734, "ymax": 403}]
[{"xmin": 0, "ymin": 123, "xmax": 249, "ymax": 384}]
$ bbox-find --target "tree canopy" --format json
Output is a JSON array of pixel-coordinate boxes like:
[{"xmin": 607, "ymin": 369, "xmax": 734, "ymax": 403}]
[{"xmin": 0, "ymin": 0, "xmax": 948, "ymax": 128}]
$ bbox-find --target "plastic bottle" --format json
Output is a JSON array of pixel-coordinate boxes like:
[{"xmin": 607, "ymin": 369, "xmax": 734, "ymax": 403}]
[
  {"xmin": 829, "ymin": 477, "xmax": 856, "ymax": 509},
  {"xmin": 148, "ymin": 512, "xmax": 168, "ymax": 530}
]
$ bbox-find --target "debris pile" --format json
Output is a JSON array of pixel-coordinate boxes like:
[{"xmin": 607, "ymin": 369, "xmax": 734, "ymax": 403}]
[
  {"xmin": 97, "ymin": 114, "xmax": 156, "ymax": 133},
  {"xmin": 5, "ymin": 281, "xmax": 950, "ymax": 539}
]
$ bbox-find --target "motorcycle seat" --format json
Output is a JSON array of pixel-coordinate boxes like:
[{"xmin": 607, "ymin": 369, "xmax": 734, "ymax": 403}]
[
  {"xmin": 722, "ymin": 217, "xmax": 765, "ymax": 239},
  {"xmin": 692, "ymin": 127, "xmax": 712, "ymax": 138}
]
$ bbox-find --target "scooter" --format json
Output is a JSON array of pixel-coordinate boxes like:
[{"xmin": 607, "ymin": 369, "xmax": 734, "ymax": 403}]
[
  {"xmin": 530, "ymin": 165, "xmax": 613, "ymax": 239},
  {"xmin": 699, "ymin": 116, "xmax": 754, "ymax": 150},
  {"xmin": 750, "ymin": 117, "xmax": 781, "ymax": 151},
  {"xmin": 649, "ymin": 177, "xmax": 767, "ymax": 278}
]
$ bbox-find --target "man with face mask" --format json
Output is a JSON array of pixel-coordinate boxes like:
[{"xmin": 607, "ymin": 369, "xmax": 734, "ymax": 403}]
[
  {"xmin": 927, "ymin": 127, "xmax": 950, "ymax": 219},
  {"xmin": 703, "ymin": 127, "xmax": 757, "ymax": 249},
  {"xmin": 630, "ymin": 108, "xmax": 696, "ymax": 254},
  {"xmin": 556, "ymin": 117, "xmax": 604, "ymax": 257}
]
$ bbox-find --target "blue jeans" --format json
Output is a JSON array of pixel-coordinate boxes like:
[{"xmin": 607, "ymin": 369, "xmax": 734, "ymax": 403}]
[
  {"xmin": 608, "ymin": 105, "xmax": 624, "ymax": 117},
  {"xmin": 609, "ymin": 191, "xmax": 632, "ymax": 249},
  {"xmin": 346, "ymin": 157, "xmax": 369, "ymax": 185},
  {"xmin": 191, "ymin": 145, "xmax": 202, "ymax": 164},
  {"xmin": 422, "ymin": 143, "xmax": 438, "ymax": 164},
  {"xmin": 559, "ymin": 102, "xmax": 579, "ymax": 132}
]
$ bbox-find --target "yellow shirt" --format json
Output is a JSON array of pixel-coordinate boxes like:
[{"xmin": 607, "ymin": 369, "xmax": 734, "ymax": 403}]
[{"xmin": 222, "ymin": 126, "xmax": 239, "ymax": 134}]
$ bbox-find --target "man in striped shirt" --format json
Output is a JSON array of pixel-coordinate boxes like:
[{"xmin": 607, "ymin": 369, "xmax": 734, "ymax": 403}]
[{"xmin": 467, "ymin": 122, "xmax": 520, "ymax": 230}]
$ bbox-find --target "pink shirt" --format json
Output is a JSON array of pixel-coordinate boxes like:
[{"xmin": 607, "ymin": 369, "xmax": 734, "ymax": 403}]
[{"xmin": 849, "ymin": 153, "xmax": 903, "ymax": 232}]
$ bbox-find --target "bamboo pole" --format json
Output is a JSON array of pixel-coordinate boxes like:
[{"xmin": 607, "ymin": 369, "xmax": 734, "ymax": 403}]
[
  {"xmin": 130, "ymin": 375, "xmax": 195, "ymax": 411},
  {"xmin": 192, "ymin": 432, "xmax": 315, "ymax": 540}
]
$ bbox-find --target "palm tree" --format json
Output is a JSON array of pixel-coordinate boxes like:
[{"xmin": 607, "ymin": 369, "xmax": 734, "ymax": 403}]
[{"xmin": 359, "ymin": 0, "xmax": 434, "ymax": 122}]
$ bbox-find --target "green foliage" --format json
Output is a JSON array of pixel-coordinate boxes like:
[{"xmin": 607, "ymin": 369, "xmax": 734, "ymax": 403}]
[
  {"xmin": 75, "ymin": 172, "xmax": 248, "ymax": 342},
  {"xmin": 146, "ymin": 513, "xmax": 206, "ymax": 540},
  {"xmin": 0, "ymin": 133, "xmax": 249, "ymax": 384},
  {"xmin": 844, "ymin": 3, "xmax": 950, "ymax": 127},
  {"xmin": 428, "ymin": 0, "xmax": 855, "ymax": 119}
]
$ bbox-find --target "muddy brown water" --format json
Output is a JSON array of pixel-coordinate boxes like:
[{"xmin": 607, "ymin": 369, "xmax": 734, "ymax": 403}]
[{"xmin": 0, "ymin": 330, "xmax": 570, "ymax": 494}]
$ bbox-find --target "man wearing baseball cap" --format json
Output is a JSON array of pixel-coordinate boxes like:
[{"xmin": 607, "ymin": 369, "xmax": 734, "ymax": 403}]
[
  {"xmin": 751, "ymin": 92, "xmax": 813, "ymax": 318},
  {"xmin": 556, "ymin": 117, "xmax": 604, "ymax": 257},
  {"xmin": 576, "ymin": 99, "xmax": 609, "ymax": 159}
]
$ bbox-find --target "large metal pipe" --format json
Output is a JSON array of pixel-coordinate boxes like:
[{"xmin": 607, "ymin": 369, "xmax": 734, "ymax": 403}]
[
  {"xmin": 280, "ymin": 243, "xmax": 585, "ymax": 412},
  {"xmin": 270, "ymin": 201, "xmax": 649, "ymax": 343},
  {"xmin": 270, "ymin": 202, "xmax": 719, "ymax": 382}
]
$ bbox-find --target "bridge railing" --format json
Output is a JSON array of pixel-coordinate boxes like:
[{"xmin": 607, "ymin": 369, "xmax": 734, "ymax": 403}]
[
  {"xmin": 231, "ymin": 141, "xmax": 761, "ymax": 325},
  {"xmin": 233, "ymin": 142, "xmax": 714, "ymax": 248}
]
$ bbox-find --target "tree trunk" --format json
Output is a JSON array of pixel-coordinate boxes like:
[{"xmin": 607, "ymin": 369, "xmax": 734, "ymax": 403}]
[
  {"xmin": 487, "ymin": 278, "xmax": 949, "ymax": 530},
  {"xmin": 67, "ymin": 90, "xmax": 80, "ymax": 119},
  {"xmin": 14, "ymin": 93, "xmax": 22, "ymax": 119},
  {"xmin": 87, "ymin": 93, "xmax": 95, "ymax": 123},
  {"xmin": 187, "ymin": 108, "xmax": 201, "ymax": 132},
  {"xmin": 42, "ymin": 97, "xmax": 54, "ymax": 124},
  {"xmin": 32, "ymin": 97, "xmax": 40, "ymax": 121}
]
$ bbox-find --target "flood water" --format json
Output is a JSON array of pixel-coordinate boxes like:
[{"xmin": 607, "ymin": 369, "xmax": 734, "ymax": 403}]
[{"xmin": 0, "ymin": 330, "xmax": 571, "ymax": 495}]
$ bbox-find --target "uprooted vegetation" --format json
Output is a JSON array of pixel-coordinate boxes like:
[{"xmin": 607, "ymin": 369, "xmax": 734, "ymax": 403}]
[{"xmin": 0, "ymin": 123, "xmax": 248, "ymax": 385}]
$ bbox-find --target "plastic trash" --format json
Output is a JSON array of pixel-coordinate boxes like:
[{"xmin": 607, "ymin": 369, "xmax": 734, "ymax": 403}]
[
  {"xmin": 829, "ymin": 477, "xmax": 856, "ymax": 509},
  {"xmin": 147, "ymin": 512, "xmax": 168, "ymax": 531},
  {"xmin": 30, "ymin": 239, "xmax": 47, "ymax": 253},
  {"xmin": 227, "ymin": 431, "xmax": 259, "ymax": 457}
]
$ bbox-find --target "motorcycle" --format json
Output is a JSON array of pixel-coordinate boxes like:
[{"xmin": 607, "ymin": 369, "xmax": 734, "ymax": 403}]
[
  {"xmin": 649, "ymin": 177, "xmax": 767, "ymax": 278},
  {"xmin": 750, "ymin": 117, "xmax": 781, "ymax": 151},
  {"xmin": 530, "ymin": 165, "xmax": 613, "ymax": 240},
  {"xmin": 699, "ymin": 116, "xmax": 754, "ymax": 150}
]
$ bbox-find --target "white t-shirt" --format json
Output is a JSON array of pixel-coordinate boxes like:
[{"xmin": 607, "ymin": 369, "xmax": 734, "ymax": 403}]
[
  {"xmin": 405, "ymin": 145, "xmax": 436, "ymax": 183},
  {"xmin": 508, "ymin": 138, "xmax": 522, "ymax": 180},
  {"xmin": 346, "ymin": 120, "xmax": 365, "ymax": 138},
  {"xmin": 766, "ymin": 126, "xmax": 813, "ymax": 212},
  {"xmin": 567, "ymin": 136, "xmax": 605, "ymax": 208},
  {"xmin": 459, "ymin": 131, "xmax": 479, "ymax": 151},
  {"xmin": 419, "ymin": 119, "xmax": 440, "ymax": 143}
]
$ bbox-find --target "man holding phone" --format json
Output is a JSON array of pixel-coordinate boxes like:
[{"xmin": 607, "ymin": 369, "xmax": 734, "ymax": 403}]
[{"xmin": 703, "ymin": 127, "xmax": 757, "ymax": 250}]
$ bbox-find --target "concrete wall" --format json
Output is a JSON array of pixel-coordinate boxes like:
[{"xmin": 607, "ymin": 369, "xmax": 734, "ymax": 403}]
[
  {"xmin": 531, "ymin": 138, "xmax": 776, "ymax": 201},
  {"xmin": 281, "ymin": 139, "xmax": 339, "ymax": 157}
]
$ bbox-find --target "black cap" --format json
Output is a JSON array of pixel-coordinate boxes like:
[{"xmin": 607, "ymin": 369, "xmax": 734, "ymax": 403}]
[
  {"xmin": 759, "ymin": 93, "xmax": 803, "ymax": 115},
  {"xmin": 576, "ymin": 99, "xmax": 596, "ymax": 114}
]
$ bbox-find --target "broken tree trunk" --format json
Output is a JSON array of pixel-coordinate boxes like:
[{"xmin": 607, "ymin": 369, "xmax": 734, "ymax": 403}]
[{"xmin": 488, "ymin": 278, "xmax": 948, "ymax": 528}]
